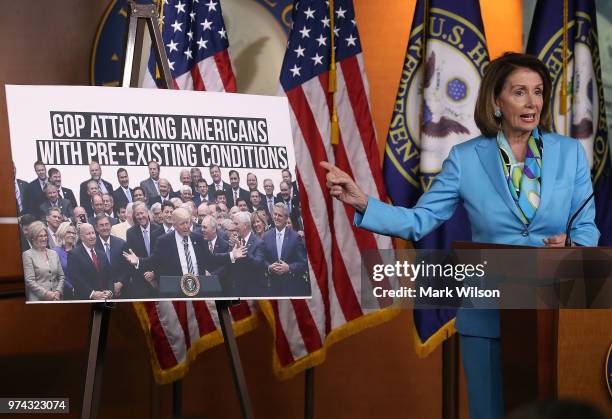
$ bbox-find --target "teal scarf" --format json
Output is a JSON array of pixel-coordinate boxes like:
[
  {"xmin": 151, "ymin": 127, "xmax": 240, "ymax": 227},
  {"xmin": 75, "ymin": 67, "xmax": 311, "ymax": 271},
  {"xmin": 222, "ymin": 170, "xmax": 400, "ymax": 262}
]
[{"xmin": 496, "ymin": 129, "xmax": 542, "ymax": 225}]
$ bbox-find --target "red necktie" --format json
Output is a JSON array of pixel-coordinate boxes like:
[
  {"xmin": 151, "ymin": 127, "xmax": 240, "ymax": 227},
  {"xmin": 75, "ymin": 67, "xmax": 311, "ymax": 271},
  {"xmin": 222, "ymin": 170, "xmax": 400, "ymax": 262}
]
[{"xmin": 90, "ymin": 248, "xmax": 100, "ymax": 271}]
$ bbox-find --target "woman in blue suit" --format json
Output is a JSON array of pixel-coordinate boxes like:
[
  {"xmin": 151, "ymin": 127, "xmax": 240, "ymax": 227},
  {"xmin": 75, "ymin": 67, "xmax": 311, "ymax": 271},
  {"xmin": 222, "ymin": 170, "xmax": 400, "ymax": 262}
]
[{"xmin": 321, "ymin": 53, "xmax": 599, "ymax": 419}]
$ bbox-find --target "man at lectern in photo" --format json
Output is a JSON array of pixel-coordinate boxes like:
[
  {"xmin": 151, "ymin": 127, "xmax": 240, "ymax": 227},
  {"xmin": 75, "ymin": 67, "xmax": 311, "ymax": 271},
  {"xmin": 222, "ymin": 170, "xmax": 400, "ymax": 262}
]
[
  {"xmin": 123, "ymin": 208, "xmax": 247, "ymax": 298},
  {"xmin": 322, "ymin": 53, "xmax": 599, "ymax": 419}
]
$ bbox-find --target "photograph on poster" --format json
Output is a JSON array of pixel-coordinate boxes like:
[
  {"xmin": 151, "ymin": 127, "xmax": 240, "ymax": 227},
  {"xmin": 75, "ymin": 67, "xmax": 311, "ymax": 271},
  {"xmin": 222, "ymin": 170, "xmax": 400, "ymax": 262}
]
[{"xmin": 6, "ymin": 85, "xmax": 311, "ymax": 302}]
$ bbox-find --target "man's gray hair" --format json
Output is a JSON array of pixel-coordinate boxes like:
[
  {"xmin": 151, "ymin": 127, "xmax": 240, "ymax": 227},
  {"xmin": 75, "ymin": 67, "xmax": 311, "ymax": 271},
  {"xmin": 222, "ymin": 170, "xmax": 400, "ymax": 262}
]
[
  {"xmin": 273, "ymin": 202, "xmax": 288, "ymax": 217},
  {"xmin": 202, "ymin": 215, "xmax": 217, "ymax": 229},
  {"xmin": 232, "ymin": 211, "xmax": 252, "ymax": 229}
]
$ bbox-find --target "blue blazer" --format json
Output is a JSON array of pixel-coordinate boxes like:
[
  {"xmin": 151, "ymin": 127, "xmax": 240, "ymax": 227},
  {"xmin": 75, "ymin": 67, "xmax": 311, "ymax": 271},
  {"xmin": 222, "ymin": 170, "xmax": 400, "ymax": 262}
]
[{"xmin": 355, "ymin": 133, "xmax": 599, "ymax": 337}]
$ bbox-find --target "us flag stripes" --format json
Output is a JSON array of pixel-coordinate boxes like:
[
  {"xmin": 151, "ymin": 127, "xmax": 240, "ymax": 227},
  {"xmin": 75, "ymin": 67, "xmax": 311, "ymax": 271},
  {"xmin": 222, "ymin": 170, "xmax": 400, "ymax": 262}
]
[
  {"xmin": 261, "ymin": 0, "xmax": 398, "ymax": 379},
  {"xmin": 135, "ymin": 0, "xmax": 258, "ymax": 385}
]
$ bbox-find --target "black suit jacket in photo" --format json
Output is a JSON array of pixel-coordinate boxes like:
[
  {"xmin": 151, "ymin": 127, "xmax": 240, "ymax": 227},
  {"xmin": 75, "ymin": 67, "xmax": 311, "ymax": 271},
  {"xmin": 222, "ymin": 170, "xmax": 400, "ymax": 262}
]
[
  {"xmin": 67, "ymin": 243, "xmax": 113, "ymax": 300},
  {"xmin": 112, "ymin": 186, "xmax": 134, "ymax": 213},
  {"xmin": 59, "ymin": 187, "xmax": 78, "ymax": 210},
  {"xmin": 137, "ymin": 232, "xmax": 232, "ymax": 297},
  {"xmin": 96, "ymin": 236, "xmax": 130, "ymax": 288},
  {"xmin": 207, "ymin": 181, "xmax": 231, "ymax": 202},
  {"xmin": 15, "ymin": 178, "xmax": 28, "ymax": 216},
  {"xmin": 125, "ymin": 223, "xmax": 164, "ymax": 298},
  {"xmin": 276, "ymin": 195, "xmax": 303, "ymax": 231},
  {"xmin": 126, "ymin": 223, "xmax": 163, "ymax": 258},
  {"xmin": 229, "ymin": 234, "xmax": 266, "ymax": 297},
  {"xmin": 39, "ymin": 198, "xmax": 73, "ymax": 219},
  {"xmin": 79, "ymin": 178, "xmax": 113, "ymax": 215},
  {"xmin": 24, "ymin": 178, "xmax": 47, "ymax": 216},
  {"xmin": 226, "ymin": 187, "xmax": 251, "ymax": 209}
]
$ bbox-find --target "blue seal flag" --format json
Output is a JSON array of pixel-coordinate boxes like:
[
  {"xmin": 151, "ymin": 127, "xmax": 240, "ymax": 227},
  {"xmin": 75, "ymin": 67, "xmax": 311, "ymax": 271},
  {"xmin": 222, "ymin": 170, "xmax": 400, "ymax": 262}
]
[
  {"xmin": 527, "ymin": 0, "xmax": 612, "ymax": 245},
  {"xmin": 382, "ymin": 0, "xmax": 490, "ymax": 356}
]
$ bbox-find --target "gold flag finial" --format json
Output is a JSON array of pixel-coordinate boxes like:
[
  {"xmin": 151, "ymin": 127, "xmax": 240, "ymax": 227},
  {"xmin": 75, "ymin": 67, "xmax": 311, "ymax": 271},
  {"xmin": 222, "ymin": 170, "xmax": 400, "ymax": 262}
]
[
  {"xmin": 329, "ymin": 0, "xmax": 339, "ymax": 145},
  {"xmin": 559, "ymin": 0, "xmax": 569, "ymax": 124}
]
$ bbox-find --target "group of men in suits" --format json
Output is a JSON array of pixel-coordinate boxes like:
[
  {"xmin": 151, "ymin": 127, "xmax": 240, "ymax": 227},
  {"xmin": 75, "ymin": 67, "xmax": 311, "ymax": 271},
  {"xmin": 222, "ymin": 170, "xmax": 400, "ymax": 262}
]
[
  {"xmin": 121, "ymin": 201, "xmax": 309, "ymax": 299},
  {"xmin": 16, "ymin": 159, "xmax": 308, "ymax": 300}
]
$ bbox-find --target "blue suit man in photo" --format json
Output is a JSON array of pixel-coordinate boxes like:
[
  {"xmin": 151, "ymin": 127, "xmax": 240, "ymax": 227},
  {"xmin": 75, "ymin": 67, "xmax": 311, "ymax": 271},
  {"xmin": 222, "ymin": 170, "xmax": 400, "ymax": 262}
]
[
  {"xmin": 262, "ymin": 203, "xmax": 309, "ymax": 297},
  {"xmin": 93, "ymin": 214, "xmax": 130, "ymax": 298}
]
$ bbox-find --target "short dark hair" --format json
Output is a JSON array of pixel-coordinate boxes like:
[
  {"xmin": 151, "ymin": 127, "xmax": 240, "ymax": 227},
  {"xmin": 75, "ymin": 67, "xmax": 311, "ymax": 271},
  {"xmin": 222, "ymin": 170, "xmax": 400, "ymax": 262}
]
[
  {"xmin": 236, "ymin": 198, "xmax": 247, "ymax": 206},
  {"xmin": 161, "ymin": 201, "xmax": 175, "ymax": 212},
  {"xmin": 132, "ymin": 186, "xmax": 146, "ymax": 198},
  {"xmin": 147, "ymin": 160, "xmax": 160, "ymax": 168},
  {"xmin": 34, "ymin": 160, "xmax": 45, "ymax": 168},
  {"xmin": 215, "ymin": 189, "xmax": 226, "ymax": 198},
  {"xmin": 197, "ymin": 178, "xmax": 208, "ymax": 186},
  {"xmin": 19, "ymin": 214, "xmax": 37, "ymax": 227},
  {"xmin": 48, "ymin": 167, "xmax": 59, "ymax": 177},
  {"xmin": 117, "ymin": 167, "xmax": 128, "ymax": 176},
  {"xmin": 94, "ymin": 214, "xmax": 109, "ymax": 226},
  {"xmin": 228, "ymin": 169, "xmax": 239, "ymax": 178},
  {"xmin": 46, "ymin": 206, "xmax": 61, "ymax": 217},
  {"xmin": 475, "ymin": 52, "xmax": 552, "ymax": 137}
]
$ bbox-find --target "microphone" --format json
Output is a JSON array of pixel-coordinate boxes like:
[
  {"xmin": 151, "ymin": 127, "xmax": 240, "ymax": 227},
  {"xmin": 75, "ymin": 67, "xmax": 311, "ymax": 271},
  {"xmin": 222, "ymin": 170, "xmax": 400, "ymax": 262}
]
[{"xmin": 565, "ymin": 191, "xmax": 594, "ymax": 247}]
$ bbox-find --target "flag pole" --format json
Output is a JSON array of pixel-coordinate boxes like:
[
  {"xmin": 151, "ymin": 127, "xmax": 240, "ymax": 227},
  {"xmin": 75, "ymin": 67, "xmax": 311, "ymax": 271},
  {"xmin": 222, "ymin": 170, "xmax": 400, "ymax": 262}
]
[
  {"xmin": 329, "ymin": 0, "xmax": 339, "ymax": 145},
  {"xmin": 418, "ymin": 0, "xmax": 460, "ymax": 416},
  {"xmin": 560, "ymin": 0, "xmax": 569, "ymax": 135}
]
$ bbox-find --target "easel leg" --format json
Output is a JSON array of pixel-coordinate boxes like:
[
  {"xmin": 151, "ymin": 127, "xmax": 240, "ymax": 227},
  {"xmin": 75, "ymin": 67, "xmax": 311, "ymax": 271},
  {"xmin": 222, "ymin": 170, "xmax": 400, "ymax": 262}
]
[
  {"xmin": 442, "ymin": 334, "xmax": 459, "ymax": 419},
  {"xmin": 81, "ymin": 303, "xmax": 113, "ymax": 419},
  {"xmin": 172, "ymin": 380, "xmax": 182, "ymax": 419},
  {"xmin": 215, "ymin": 300, "xmax": 254, "ymax": 419},
  {"xmin": 304, "ymin": 367, "xmax": 314, "ymax": 419}
]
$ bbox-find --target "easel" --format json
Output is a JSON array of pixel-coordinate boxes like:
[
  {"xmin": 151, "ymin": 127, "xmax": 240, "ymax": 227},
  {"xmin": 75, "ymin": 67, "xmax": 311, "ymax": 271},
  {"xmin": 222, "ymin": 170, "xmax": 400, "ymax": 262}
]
[{"xmin": 81, "ymin": 2, "xmax": 254, "ymax": 418}]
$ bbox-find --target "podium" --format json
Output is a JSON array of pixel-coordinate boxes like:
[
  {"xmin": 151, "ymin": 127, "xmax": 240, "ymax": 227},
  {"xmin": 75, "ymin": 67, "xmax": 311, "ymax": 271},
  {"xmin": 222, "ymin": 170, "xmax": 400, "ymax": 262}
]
[{"xmin": 451, "ymin": 241, "xmax": 612, "ymax": 413}]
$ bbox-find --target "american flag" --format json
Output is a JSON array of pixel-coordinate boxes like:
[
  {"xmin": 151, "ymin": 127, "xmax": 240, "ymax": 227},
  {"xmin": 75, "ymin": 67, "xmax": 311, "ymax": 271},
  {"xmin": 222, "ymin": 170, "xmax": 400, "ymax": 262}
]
[
  {"xmin": 261, "ymin": 0, "xmax": 398, "ymax": 379},
  {"xmin": 136, "ymin": 0, "xmax": 258, "ymax": 385}
]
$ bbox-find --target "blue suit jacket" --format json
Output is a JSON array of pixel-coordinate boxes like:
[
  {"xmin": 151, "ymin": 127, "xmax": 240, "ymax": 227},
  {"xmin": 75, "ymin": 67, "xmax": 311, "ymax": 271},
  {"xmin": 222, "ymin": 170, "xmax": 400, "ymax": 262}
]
[
  {"xmin": 263, "ymin": 228, "xmax": 308, "ymax": 280},
  {"xmin": 356, "ymin": 133, "xmax": 599, "ymax": 337}
]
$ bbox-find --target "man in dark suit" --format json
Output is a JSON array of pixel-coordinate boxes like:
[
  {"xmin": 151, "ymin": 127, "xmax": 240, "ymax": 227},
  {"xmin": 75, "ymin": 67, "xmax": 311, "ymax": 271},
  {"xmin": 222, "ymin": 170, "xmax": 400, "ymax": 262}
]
[
  {"xmin": 140, "ymin": 160, "xmax": 161, "ymax": 201},
  {"xmin": 262, "ymin": 203, "xmax": 309, "ymax": 297},
  {"xmin": 67, "ymin": 223, "xmax": 114, "ymax": 300},
  {"xmin": 281, "ymin": 169, "xmax": 300, "ymax": 201},
  {"xmin": 13, "ymin": 162, "xmax": 28, "ymax": 216},
  {"xmin": 48, "ymin": 168, "xmax": 77, "ymax": 210},
  {"xmin": 19, "ymin": 214, "xmax": 36, "ymax": 253},
  {"xmin": 228, "ymin": 211, "xmax": 266, "ymax": 297},
  {"xmin": 190, "ymin": 167, "xmax": 203, "ymax": 194},
  {"xmin": 24, "ymin": 160, "xmax": 48, "ymax": 216},
  {"xmin": 79, "ymin": 161, "xmax": 113, "ymax": 215},
  {"xmin": 193, "ymin": 179, "xmax": 209, "ymax": 207},
  {"xmin": 246, "ymin": 172, "xmax": 264, "ymax": 197},
  {"xmin": 276, "ymin": 181, "xmax": 303, "ymax": 232},
  {"xmin": 147, "ymin": 178, "xmax": 176, "ymax": 206},
  {"xmin": 39, "ymin": 183, "xmax": 72, "ymax": 219},
  {"xmin": 208, "ymin": 164, "xmax": 231, "ymax": 202},
  {"xmin": 226, "ymin": 170, "xmax": 250, "ymax": 208},
  {"xmin": 124, "ymin": 201, "xmax": 163, "ymax": 298},
  {"xmin": 160, "ymin": 201, "xmax": 176, "ymax": 234},
  {"xmin": 113, "ymin": 168, "xmax": 133, "ymax": 213},
  {"xmin": 93, "ymin": 214, "xmax": 129, "ymax": 298},
  {"xmin": 249, "ymin": 190, "xmax": 269, "ymax": 215},
  {"xmin": 262, "ymin": 178, "xmax": 280, "ymax": 217},
  {"xmin": 81, "ymin": 180, "xmax": 100, "ymax": 217},
  {"xmin": 200, "ymin": 215, "xmax": 229, "ymax": 277},
  {"xmin": 88, "ymin": 194, "xmax": 118, "ymax": 226},
  {"xmin": 123, "ymin": 208, "xmax": 245, "ymax": 298}
]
